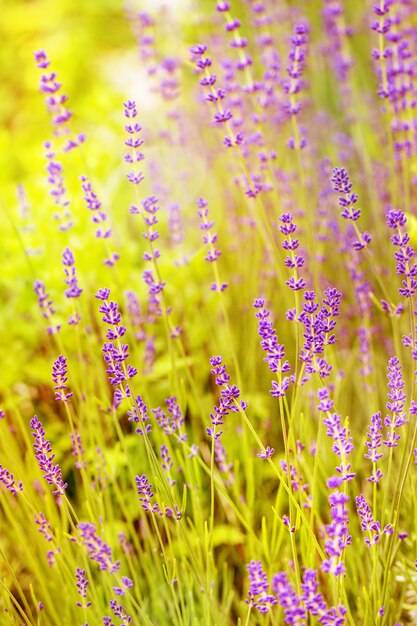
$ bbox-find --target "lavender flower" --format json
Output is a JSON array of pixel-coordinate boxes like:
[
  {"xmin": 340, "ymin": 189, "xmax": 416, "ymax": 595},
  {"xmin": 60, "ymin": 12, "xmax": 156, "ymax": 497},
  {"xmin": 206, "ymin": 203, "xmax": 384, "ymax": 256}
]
[
  {"xmin": 35, "ymin": 513, "xmax": 54, "ymax": 542},
  {"xmin": 34, "ymin": 49, "xmax": 85, "ymax": 149},
  {"xmin": 75, "ymin": 568, "xmax": 91, "ymax": 608},
  {"xmin": 52, "ymin": 355, "xmax": 73, "ymax": 402},
  {"xmin": 386, "ymin": 208, "xmax": 417, "ymax": 298},
  {"xmin": 62, "ymin": 247, "xmax": 82, "ymax": 313},
  {"xmin": 31, "ymin": 415, "xmax": 67, "ymax": 497},
  {"xmin": 321, "ymin": 491, "xmax": 351, "ymax": 576},
  {"xmin": 123, "ymin": 100, "xmax": 145, "ymax": 187},
  {"xmin": 272, "ymin": 571, "xmax": 306, "ymax": 623},
  {"xmin": 283, "ymin": 23, "xmax": 309, "ymax": 149},
  {"xmin": 78, "ymin": 522, "xmax": 120, "ymax": 573},
  {"xmin": 364, "ymin": 411, "xmax": 383, "ymax": 483},
  {"xmin": 95, "ymin": 289, "xmax": 137, "ymax": 408},
  {"xmin": 332, "ymin": 167, "xmax": 371, "ymax": 250},
  {"xmin": 70, "ymin": 432, "xmax": 86, "ymax": 469},
  {"xmin": 0, "ymin": 464, "xmax": 23, "ymax": 495},
  {"xmin": 246, "ymin": 560, "xmax": 277, "ymax": 614},
  {"xmin": 383, "ymin": 356, "xmax": 408, "ymax": 447},
  {"xmin": 44, "ymin": 142, "xmax": 73, "ymax": 231},
  {"xmin": 278, "ymin": 213, "xmax": 306, "ymax": 291},
  {"xmin": 135, "ymin": 474, "xmax": 162, "ymax": 516},
  {"xmin": 128, "ymin": 395, "xmax": 151, "ymax": 436},
  {"xmin": 207, "ymin": 356, "xmax": 247, "ymax": 439},
  {"xmin": 197, "ymin": 197, "xmax": 228, "ymax": 292},
  {"xmin": 253, "ymin": 298, "xmax": 291, "ymax": 398},
  {"xmin": 355, "ymin": 494, "xmax": 381, "ymax": 547}
]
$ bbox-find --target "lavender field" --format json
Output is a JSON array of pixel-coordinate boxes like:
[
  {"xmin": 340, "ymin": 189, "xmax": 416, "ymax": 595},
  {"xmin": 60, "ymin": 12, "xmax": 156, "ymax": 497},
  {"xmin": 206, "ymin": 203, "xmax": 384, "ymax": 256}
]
[{"xmin": 1, "ymin": 0, "xmax": 417, "ymax": 624}]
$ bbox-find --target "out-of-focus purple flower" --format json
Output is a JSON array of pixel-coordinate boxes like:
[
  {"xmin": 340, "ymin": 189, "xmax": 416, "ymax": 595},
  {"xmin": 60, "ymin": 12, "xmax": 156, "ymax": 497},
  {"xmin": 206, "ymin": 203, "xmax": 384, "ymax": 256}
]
[
  {"xmin": 246, "ymin": 560, "xmax": 277, "ymax": 614},
  {"xmin": 197, "ymin": 197, "xmax": 228, "ymax": 292},
  {"xmin": 0, "ymin": 464, "xmax": 23, "ymax": 496},
  {"xmin": 35, "ymin": 513, "xmax": 54, "ymax": 542},
  {"xmin": 135, "ymin": 474, "xmax": 163, "ymax": 516},
  {"xmin": 128, "ymin": 395, "xmax": 151, "ymax": 436},
  {"xmin": 272, "ymin": 571, "xmax": 306, "ymax": 623},
  {"xmin": 215, "ymin": 438, "xmax": 235, "ymax": 484},
  {"xmin": 52, "ymin": 355, "xmax": 73, "ymax": 402},
  {"xmin": 78, "ymin": 522, "xmax": 120, "ymax": 573},
  {"xmin": 283, "ymin": 23, "xmax": 309, "ymax": 149},
  {"xmin": 160, "ymin": 444, "xmax": 175, "ymax": 486},
  {"xmin": 112, "ymin": 576, "xmax": 134, "ymax": 597},
  {"xmin": 75, "ymin": 568, "xmax": 91, "ymax": 608},
  {"xmin": 34, "ymin": 49, "xmax": 85, "ymax": 150},
  {"xmin": 62, "ymin": 248, "xmax": 82, "ymax": 307},
  {"xmin": 318, "ymin": 387, "xmax": 355, "ymax": 487},
  {"xmin": 31, "ymin": 415, "xmax": 67, "ymax": 497},
  {"xmin": 109, "ymin": 600, "xmax": 131, "ymax": 624},
  {"xmin": 257, "ymin": 445, "xmax": 274, "ymax": 459},
  {"xmin": 70, "ymin": 432, "xmax": 86, "ymax": 469},
  {"xmin": 44, "ymin": 142, "xmax": 73, "ymax": 231},
  {"xmin": 321, "ymin": 491, "xmax": 351, "ymax": 576},
  {"xmin": 322, "ymin": 1, "xmax": 353, "ymax": 82},
  {"xmin": 34, "ymin": 281, "xmax": 61, "ymax": 335}
]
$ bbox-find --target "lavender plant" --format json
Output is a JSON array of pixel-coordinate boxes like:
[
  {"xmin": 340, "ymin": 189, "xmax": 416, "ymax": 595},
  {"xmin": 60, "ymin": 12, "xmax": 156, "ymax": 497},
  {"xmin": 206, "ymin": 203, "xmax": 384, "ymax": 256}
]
[{"xmin": 3, "ymin": 1, "xmax": 417, "ymax": 625}]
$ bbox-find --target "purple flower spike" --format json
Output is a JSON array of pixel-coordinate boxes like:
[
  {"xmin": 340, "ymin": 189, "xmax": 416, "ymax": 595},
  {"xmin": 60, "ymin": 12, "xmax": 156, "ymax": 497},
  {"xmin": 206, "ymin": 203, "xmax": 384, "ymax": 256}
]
[
  {"xmin": 52, "ymin": 355, "xmax": 73, "ymax": 402},
  {"xmin": 62, "ymin": 247, "xmax": 82, "ymax": 302},
  {"xmin": 272, "ymin": 571, "xmax": 306, "ymax": 623},
  {"xmin": 208, "ymin": 356, "xmax": 246, "ymax": 439},
  {"xmin": 78, "ymin": 522, "xmax": 120, "ymax": 573},
  {"xmin": 31, "ymin": 415, "xmax": 67, "ymax": 497},
  {"xmin": 383, "ymin": 356, "xmax": 408, "ymax": 447},
  {"xmin": 75, "ymin": 568, "xmax": 91, "ymax": 608},
  {"xmin": 0, "ymin": 465, "xmax": 23, "ymax": 496},
  {"xmin": 257, "ymin": 445, "xmax": 274, "ymax": 459},
  {"xmin": 321, "ymin": 491, "xmax": 351, "ymax": 576},
  {"xmin": 356, "ymin": 494, "xmax": 381, "ymax": 547},
  {"xmin": 246, "ymin": 560, "xmax": 277, "ymax": 614},
  {"xmin": 386, "ymin": 208, "xmax": 417, "ymax": 298}
]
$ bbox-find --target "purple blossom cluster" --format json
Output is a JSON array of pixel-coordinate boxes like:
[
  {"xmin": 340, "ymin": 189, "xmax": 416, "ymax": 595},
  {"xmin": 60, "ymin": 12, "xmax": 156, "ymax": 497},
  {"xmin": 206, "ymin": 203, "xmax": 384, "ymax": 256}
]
[
  {"xmin": 386, "ymin": 208, "xmax": 417, "ymax": 298},
  {"xmin": 246, "ymin": 560, "xmax": 277, "ymax": 614},
  {"xmin": 207, "ymin": 356, "xmax": 247, "ymax": 439},
  {"xmin": 128, "ymin": 395, "xmax": 151, "ymax": 436},
  {"xmin": 364, "ymin": 411, "xmax": 383, "ymax": 483},
  {"xmin": 0, "ymin": 464, "xmax": 23, "ymax": 496},
  {"xmin": 318, "ymin": 388, "xmax": 355, "ymax": 488},
  {"xmin": 152, "ymin": 396, "xmax": 186, "ymax": 440},
  {"xmin": 30, "ymin": 415, "xmax": 67, "ymax": 497},
  {"xmin": 283, "ymin": 23, "xmax": 309, "ymax": 149},
  {"xmin": 123, "ymin": 100, "xmax": 145, "ymax": 186},
  {"xmin": 75, "ymin": 568, "xmax": 91, "ymax": 608},
  {"xmin": 321, "ymin": 491, "xmax": 351, "ymax": 576},
  {"xmin": 62, "ymin": 248, "xmax": 82, "ymax": 323},
  {"xmin": 52, "ymin": 354, "xmax": 72, "ymax": 402},
  {"xmin": 197, "ymin": 197, "xmax": 228, "ymax": 292},
  {"xmin": 253, "ymin": 298, "xmax": 291, "ymax": 398},
  {"xmin": 34, "ymin": 49, "xmax": 85, "ymax": 150},
  {"xmin": 80, "ymin": 175, "xmax": 119, "ymax": 267},
  {"xmin": 44, "ymin": 141, "xmax": 73, "ymax": 231},
  {"xmin": 331, "ymin": 167, "xmax": 371, "ymax": 250},
  {"xmin": 95, "ymin": 289, "xmax": 137, "ymax": 408},
  {"xmin": 78, "ymin": 522, "xmax": 120, "ymax": 573},
  {"xmin": 34, "ymin": 281, "xmax": 61, "ymax": 335},
  {"xmin": 278, "ymin": 212, "xmax": 306, "ymax": 292},
  {"xmin": 355, "ymin": 494, "xmax": 392, "ymax": 547},
  {"xmin": 383, "ymin": 356, "xmax": 409, "ymax": 447}
]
